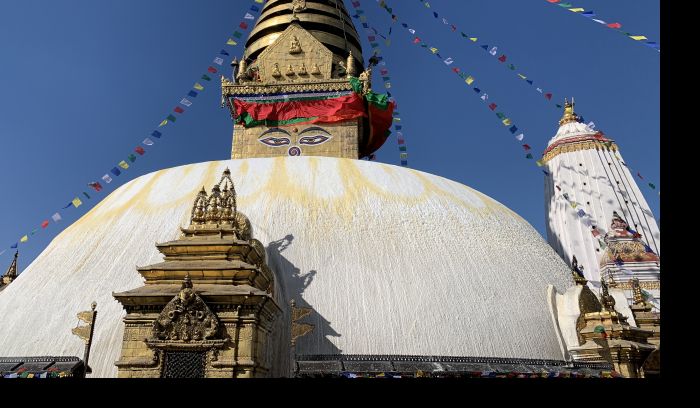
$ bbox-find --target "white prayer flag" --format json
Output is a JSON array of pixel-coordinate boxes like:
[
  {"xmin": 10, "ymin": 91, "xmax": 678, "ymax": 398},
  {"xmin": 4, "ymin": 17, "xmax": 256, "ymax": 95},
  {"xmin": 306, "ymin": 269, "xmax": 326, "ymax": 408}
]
[
  {"xmin": 102, "ymin": 174, "xmax": 113, "ymax": 184},
  {"xmin": 588, "ymin": 121, "xmax": 596, "ymax": 129},
  {"xmin": 443, "ymin": 57, "xmax": 454, "ymax": 65},
  {"xmin": 515, "ymin": 133, "xmax": 524, "ymax": 141},
  {"xmin": 244, "ymin": 13, "xmax": 255, "ymax": 20},
  {"xmin": 408, "ymin": 29, "xmax": 416, "ymax": 34},
  {"xmin": 180, "ymin": 98, "xmax": 193, "ymax": 107},
  {"xmin": 213, "ymin": 57, "xmax": 224, "ymax": 65},
  {"xmin": 143, "ymin": 138, "xmax": 155, "ymax": 146},
  {"xmin": 489, "ymin": 47, "xmax": 498, "ymax": 56},
  {"xmin": 536, "ymin": 88, "xmax": 543, "ymax": 93},
  {"xmin": 52, "ymin": 213, "xmax": 62, "ymax": 222},
  {"xmin": 480, "ymin": 93, "xmax": 489, "ymax": 101}
]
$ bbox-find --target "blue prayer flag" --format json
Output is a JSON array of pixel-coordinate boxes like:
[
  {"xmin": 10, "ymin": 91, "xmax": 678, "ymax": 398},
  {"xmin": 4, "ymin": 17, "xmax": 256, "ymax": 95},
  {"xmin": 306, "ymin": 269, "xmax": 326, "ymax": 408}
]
[
  {"xmin": 11, "ymin": 243, "xmax": 18, "ymax": 249},
  {"xmin": 509, "ymin": 126, "xmax": 518, "ymax": 134},
  {"xmin": 111, "ymin": 167, "xmax": 122, "ymax": 176},
  {"xmin": 151, "ymin": 130, "xmax": 162, "ymax": 138},
  {"xmin": 188, "ymin": 90, "xmax": 198, "ymax": 98},
  {"xmin": 220, "ymin": 49, "xmax": 229, "ymax": 56}
]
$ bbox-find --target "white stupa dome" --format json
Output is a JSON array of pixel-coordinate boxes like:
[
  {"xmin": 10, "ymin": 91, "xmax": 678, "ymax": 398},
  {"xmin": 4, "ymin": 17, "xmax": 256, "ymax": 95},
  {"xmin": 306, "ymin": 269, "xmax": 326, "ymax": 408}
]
[{"xmin": 0, "ymin": 157, "xmax": 574, "ymax": 377}]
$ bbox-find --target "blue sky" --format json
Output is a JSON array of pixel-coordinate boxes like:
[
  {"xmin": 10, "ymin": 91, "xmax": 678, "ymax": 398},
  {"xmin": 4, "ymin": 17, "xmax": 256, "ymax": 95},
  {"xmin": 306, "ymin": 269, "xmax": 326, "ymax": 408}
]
[{"xmin": 0, "ymin": 0, "xmax": 659, "ymax": 270}]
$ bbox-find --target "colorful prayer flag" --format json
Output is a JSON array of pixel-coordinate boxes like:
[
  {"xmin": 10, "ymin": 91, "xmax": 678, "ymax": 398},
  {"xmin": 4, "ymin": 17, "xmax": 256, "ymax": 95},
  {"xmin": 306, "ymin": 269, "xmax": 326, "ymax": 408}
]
[
  {"xmin": 239, "ymin": 22, "xmax": 249, "ymax": 30},
  {"xmin": 119, "ymin": 161, "xmax": 129, "ymax": 169},
  {"xmin": 193, "ymin": 83, "xmax": 204, "ymax": 91},
  {"xmin": 142, "ymin": 138, "xmax": 154, "ymax": 146},
  {"xmin": 174, "ymin": 106, "xmax": 184, "ymax": 114},
  {"xmin": 52, "ymin": 213, "xmax": 62, "ymax": 222},
  {"xmin": 135, "ymin": 146, "xmax": 145, "ymax": 155},
  {"xmin": 83, "ymin": 191, "xmax": 91, "ymax": 199},
  {"xmin": 128, "ymin": 154, "xmax": 137, "ymax": 163},
  {"xmin": 11, "ymin": 243, "xmax": 18, "ymax": 249},
  {"xmin": 526, "ymin": 153, "xmax": 533, "ymax": 159},
  {"xmin": 102, "ymin": 174, "xmax": 113, "ymax": 184},
  {"xmin": 244, "ymin": 12, "xmax": 255, "ymax": 20},
  {"xmin": 607, "ymin": 23, "xmax": 622, "ymax": 29},
  {"xmin": 201, "ymin": 74, "xmax": 211, "ymax": 81},
  {"xmin": 41, "ymin": 220, "xmax": 49, "ymax": 228},
  {"xmin": 88, "ymin": 182, "xmax": 103, "ymax": 192},
  {"xmin": 219, "ymin": 49, "xmax": 229, "ymax": 56},
  {"xmin": 515, "ymin": 133, "xmax": 524, "ymax": 141},
  {"xmin": 72, "ymin": 197, "xmax": 82, "ymax": 208},
  {"xmin": 498, "ymin": 55, "xmax": 506, "ymax": 62},
  {"xmin": 111, "ymin": 167, "xmax": 121, "ymax": 176},
  {"xmin": 188, "ymin": 90, "xmax": 198, "ymax": 98},
  {"xmin": 20, "ymin": 235, "xmax": 28, "ymax": 243},
  {"xmin": 180, "ymin": 98, "xmax": 192, "ymax": 107},
  {"xmin": 227, "ymin": 38, "xmax": 238, "ymax": 46},
  {"xmin": 488, "ymin": 103, "xmax": 497, "ymax": 111},
  {"xmin": 207, "ymin": 66, "xmax": 217, "ymax": 74},
  {"xmin": 465, "ymin": 76, "xmax": 474, "ymax": 85},
  {"xmin": 523, "ymin": 144, "xmax": 532, "ymax": 151}
]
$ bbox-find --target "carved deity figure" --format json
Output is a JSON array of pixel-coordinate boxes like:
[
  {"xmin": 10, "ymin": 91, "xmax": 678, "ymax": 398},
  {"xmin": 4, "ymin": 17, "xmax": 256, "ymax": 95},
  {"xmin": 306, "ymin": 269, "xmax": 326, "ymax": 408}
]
[
  {"xmin": 272, "ymin": 63, "xmax": 282, "ymax": 77},
  {"xmin": 290, "ymin": 35, "xmax": 302, "ymax": 54},
  {"xmin": 298, "ymin": 63, "xmax": 307, "ymax": 75},
  {"xmin": 291, "ymin": 0, "xmax": 307, "ymax": 14},
  {"xmin": 287, "ymin": 64, "xmax": 295, "ymax": 76},
  {"xmin": 358, "ymin": 68, "xmax": 372, "ymax": 95},
  {"xmin": 311, "ymin": 63, "xmax": 321, "ymax": 75}
]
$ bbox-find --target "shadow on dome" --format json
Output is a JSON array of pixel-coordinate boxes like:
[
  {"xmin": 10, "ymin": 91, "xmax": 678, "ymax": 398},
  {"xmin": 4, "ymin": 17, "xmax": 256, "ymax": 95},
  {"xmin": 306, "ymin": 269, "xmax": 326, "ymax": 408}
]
[{"xmin": 266, "ymin": 234, "xmax": 342, "ymax": 357}]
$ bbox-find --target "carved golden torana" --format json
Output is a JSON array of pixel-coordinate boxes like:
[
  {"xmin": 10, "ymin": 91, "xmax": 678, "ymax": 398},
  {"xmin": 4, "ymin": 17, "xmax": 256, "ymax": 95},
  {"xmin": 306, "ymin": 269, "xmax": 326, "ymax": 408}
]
[{"xmin": 113, "ymin": 169, "xmax": 281, "ymax": 378}]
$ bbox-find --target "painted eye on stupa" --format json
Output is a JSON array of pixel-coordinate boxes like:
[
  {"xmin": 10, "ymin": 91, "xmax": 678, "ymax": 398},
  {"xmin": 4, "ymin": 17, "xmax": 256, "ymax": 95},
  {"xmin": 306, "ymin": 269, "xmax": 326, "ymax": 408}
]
[
  {"xmin": 259, "ymin": 137, "xmax": 291, "ymax": 147},
  {"xmin": 297, "ymin": 127, "xmax": 331, "ymax": 145},
  {"xmin": 298, "ymin": 135, "xmax": 330, "ymax": 145}
]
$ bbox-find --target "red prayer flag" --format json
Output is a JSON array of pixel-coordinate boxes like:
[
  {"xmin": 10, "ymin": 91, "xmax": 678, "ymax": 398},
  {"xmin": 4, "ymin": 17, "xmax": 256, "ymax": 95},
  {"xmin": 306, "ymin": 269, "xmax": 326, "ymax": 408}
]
[
  {"xmin": 134, "ymin": 146, "xmax": 145, "ymax": 155},
  {"xmin": 547, "ymin": 0, "xmax": 560, "ymax": 2},
  {"xmin": 498, "ymin": 55, "xmax": 507, "ymax": 62},
  {"xmin": 606, "ymin": 22, "xmax": 622, "ymax": 29},
  {"xmin": 239, "ymin": 21, "xmax": 249, "ymax": 30},
  {"xmin": 174, "ymin": 106, "xmax": 185, "ymax": 113},
  {"xmin": 88, "ymin": 182, "xmax": 103, "ymax": 192},
  {"xmin": 452, "ymin": 67, "xmax": 460, "ymax": 73},
  {"xmin": 413, "ymin": 37, "xmax": 421, "ymax": 44},
  {"xmin": 545, "ymin": 93, "xmax": 553, "ymax": 100},
  {"xmin": 208, "ymin": 66, "xmax": 217, "ymax": 73},
  {"xmin": 523, "ymin": 144, "xmax": 532, "ymax": 151},
  {"xmin": 41, "ymin": 220, "xmax": 49, "ymax": 229},
  {"xmin": 488, "ymin": 103, "xmax": 497, "ymax": 111}
]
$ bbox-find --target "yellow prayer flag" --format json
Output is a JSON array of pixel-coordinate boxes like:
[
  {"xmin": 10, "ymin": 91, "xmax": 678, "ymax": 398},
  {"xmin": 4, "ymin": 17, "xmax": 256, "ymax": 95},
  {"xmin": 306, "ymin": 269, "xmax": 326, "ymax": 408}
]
[
  {"xmin": 430, "ymin": 47, "xmax": 438, "ymax": 54},
  {"xmin": 159, "ymin": 119, "xmax": 168, "ymax": 127},
  {"xmin": 20, "ymin": 235, "xmax": 28, "ymax": 243},
  {"xmin": 194, "ymin": 83, "xmax": 204, "ymax": 91},
  {"xmin": 72, "ymin": 197, "xmax": 82, "ymax": 208},
  {"xmin": 536, "ymin": 160, "xmax": 544, "ymax": 167},
  {"xmin": 227, "ymin": 38, "xmax": 237, "ymax": 46},
  {"xmin": 569, "ymin": 8, "xmax": 585, "ymax": 12},
  {"xmin": 502, "ymin": 118, "xmax": 512, "ymax": 126},
  {"xmin": 469, "ymin": 37, "xmax": 477, "ymax": 42},
  {"xmin": 400, "ymin": 153, "xmax": 408, "ymax": 159},
  {"xmin": 465, "ymin": 76, "xmax": 474, "ymax": 85},
  {"xmin": 255, "ymin": 0, "xmax": 263, "ymax": 3},
  {"xmin": 630, "ymin": 35, "xmax": 648, "ymax": 41},
  {"xmin": 119, "ymin": 161, "xmax": 129, "ymax": 170}
]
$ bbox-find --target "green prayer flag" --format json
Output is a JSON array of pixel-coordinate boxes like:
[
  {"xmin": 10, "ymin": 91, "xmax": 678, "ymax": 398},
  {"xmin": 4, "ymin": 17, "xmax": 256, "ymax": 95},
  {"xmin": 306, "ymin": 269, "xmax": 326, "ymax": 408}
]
[
  {"xmin": 201, "ymin": 74, "xmax": 212, "ymax": 81},
  {"xmin": 648, "ymin": 183, "xmax": 656, "ymax": 189}
]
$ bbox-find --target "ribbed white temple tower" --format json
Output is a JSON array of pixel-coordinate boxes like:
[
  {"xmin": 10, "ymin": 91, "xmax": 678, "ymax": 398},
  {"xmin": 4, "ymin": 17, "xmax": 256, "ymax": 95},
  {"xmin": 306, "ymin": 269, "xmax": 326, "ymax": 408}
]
[{"xmin": 542, "ymin": 100, "xmax": 660, "ymax": 305}]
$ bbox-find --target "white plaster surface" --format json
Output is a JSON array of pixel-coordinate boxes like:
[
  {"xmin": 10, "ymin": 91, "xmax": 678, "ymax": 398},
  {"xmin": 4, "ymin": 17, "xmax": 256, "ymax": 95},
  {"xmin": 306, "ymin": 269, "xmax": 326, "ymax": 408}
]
[{"xmin": 0, "ymin": 157, "xmax": 574, "ymax": 377}]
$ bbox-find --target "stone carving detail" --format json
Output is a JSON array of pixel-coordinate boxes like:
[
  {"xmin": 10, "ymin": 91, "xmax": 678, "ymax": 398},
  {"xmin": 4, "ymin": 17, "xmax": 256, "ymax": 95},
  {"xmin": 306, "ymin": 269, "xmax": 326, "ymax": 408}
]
[
  {"xmin": 290, "ymin": 36, "xmax": 302, "ymax": 54},
  {"xmin": 291, "ymin": 0, "xmax": 307, "ymax": 14},
  {"xmin": 272, "ymin": 63, "xmax": 282, "ymax": 78},
  {"xmin": 298, "ymin": 63, "xmax": 307, "ymax": 75},
  {"xmin": 152, "ymin": 276, "xmax": 220, "ymax": 342},
  {"xmin": 311, "ymin": 63, "xmax": 321, "ymax": 75}
]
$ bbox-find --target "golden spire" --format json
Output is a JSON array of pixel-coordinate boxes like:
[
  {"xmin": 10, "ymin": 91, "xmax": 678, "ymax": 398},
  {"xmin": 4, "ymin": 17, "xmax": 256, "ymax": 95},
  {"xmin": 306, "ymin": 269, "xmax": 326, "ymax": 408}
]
[
  {"xmin": 571, "ymin": 255, "xmax": 587, "ymax": 285},
  {"xmin": 1, "ymin": 251, "xmax": 18, "ymax": 288},
  {"xmin": 188, "ymin": 169, "xmax": 238, "ymax": 228},
  {"xmin": 631, "ymin": 278, "xmax": 645, "ymax": 305},
  {"xmin": 244, "ymin": 0, "xmax": 364, "ymax": 68},
  {"xmin": 4, "ymin": 251, "xmax": 18, "ymax": 279},
  {"xmin": 558, "ymin": 97, "xmax": 580, "ymax": 126},
  {"xmin": 600, "ymin": 280, "xmax": 616, "ymax": 312}
]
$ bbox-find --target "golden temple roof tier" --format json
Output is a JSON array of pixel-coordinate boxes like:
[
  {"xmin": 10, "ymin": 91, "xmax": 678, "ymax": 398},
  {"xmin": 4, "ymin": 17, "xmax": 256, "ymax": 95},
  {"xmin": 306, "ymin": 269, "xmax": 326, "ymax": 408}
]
[{"xmin": 245, "ymin": 0, "xmax": 364, "ymax": 68}]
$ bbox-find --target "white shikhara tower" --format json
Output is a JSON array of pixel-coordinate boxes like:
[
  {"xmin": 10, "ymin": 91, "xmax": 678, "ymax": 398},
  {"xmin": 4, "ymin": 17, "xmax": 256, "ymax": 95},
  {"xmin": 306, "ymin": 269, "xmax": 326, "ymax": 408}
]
[{"xmin": 542, "ymin": 100, "xmax": 660, "ymax": 302}]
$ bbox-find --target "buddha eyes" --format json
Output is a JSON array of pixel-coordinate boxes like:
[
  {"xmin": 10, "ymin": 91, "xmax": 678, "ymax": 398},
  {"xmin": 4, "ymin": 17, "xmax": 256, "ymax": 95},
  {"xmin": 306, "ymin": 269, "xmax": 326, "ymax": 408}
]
[
  {"xmin": 298, "ymin": 135, "xmax": 330, "ymax": 145},
  {"xmin": 259, "ymin": 137, "xmax": 291, "ymax": 147}
]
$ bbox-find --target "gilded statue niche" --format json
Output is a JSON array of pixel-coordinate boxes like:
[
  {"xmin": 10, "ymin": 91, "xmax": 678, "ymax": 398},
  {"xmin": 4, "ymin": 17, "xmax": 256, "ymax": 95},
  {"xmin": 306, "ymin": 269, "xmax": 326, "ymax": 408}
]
[{"xmin": 254, "ymin": 24, "xmax": 333, "ymax": 82}]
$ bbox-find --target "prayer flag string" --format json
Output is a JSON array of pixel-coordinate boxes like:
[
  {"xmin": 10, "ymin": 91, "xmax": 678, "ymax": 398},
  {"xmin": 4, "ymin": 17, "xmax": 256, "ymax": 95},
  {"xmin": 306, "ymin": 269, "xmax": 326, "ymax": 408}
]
[
  {"xmin": 350, "ymin": 0, "xmax": 408, "ymax": 167},
  {"xmin": 0, "ymin": 0, "xmax": 264, "ymax": 258}
]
